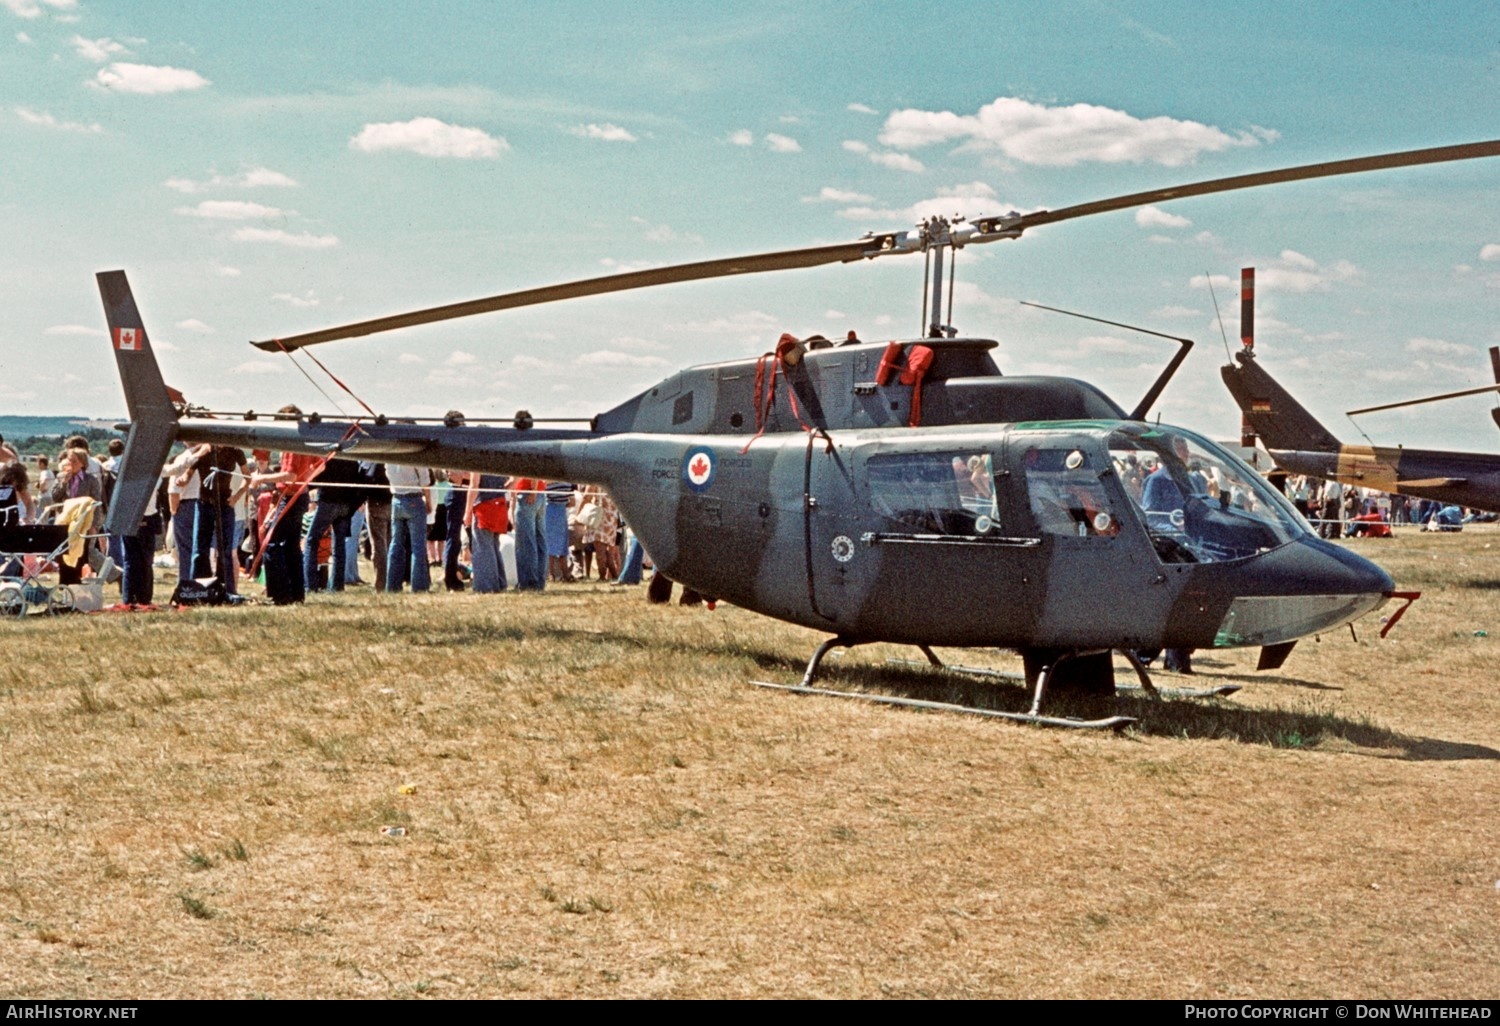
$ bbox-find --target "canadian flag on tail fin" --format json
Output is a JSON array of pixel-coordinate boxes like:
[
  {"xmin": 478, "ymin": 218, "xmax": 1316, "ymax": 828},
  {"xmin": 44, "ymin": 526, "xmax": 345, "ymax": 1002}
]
[{"xmin": 113, "ymin": 326, "xmax": 142, "ymax": 351}]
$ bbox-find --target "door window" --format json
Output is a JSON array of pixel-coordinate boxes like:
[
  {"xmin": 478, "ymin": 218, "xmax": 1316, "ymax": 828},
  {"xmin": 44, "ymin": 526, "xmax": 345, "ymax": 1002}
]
[{"xmin": 866, "ymin": 452, "xmax": 1000, "ymax": 535}]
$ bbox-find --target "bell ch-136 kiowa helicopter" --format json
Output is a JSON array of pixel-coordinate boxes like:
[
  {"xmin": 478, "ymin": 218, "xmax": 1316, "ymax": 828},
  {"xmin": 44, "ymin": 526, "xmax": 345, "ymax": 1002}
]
[
  {"xmin": 1223, "ymin": 267, "xmax": 1500, "ymax": 516},
  {"xmin": 100, "ymin": 139, "xmax": 1500, "ymax": 729}
]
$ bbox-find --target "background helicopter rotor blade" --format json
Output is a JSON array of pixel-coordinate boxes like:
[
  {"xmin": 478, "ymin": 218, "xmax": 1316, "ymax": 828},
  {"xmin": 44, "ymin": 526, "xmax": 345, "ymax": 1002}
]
[
  {"xmin": 1347, "ymin": 381, "xmax": 1500, "ymax": 417},
  {"xmin": 252, "ymin": 238, "xmax": 893, "ymax": 351},
  {"xmin": 1006, "ymin": 139, "xmax": 1500, "ymax": 230},
  {"xmin": 253, "ymin": 139, "xmax": 1500, "ymax": 353}
]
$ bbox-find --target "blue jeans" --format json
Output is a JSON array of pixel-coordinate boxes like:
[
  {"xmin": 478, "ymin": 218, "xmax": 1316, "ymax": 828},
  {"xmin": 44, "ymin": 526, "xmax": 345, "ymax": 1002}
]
[
  {"xmin": 196, "ymin": 500, "xmax": 239, "ymax": 594},
  {"xmin": 616, "ymin": 535, "xmax": 644, "ymax": 585},
  {"xmin": 471, "ymin": 526, "xmax": 506, "ymax": 592},
  {"xmin": 443, "ymin": 500, "xmax": 466, "ymax": 589},
  {"xmin": 173, "ymin": 498, "xmax": 210, "ymax": 582},
  {"xmin": 304, "ymin": 498, "xmax": 354, "ymax": 593},
  {"xmin": 386, "ymin": 493, "xmax": 430, "ymax": 592},
  {"xmin": 512, "ymin": 495, "xmax": 547, "ymax": 591},
  {"xmin": 345, "ymin": 506, "xmax": 365, "ymax": 584},
  {"xmin": 121, "ymin": 513, "xmax": 161, "ymax": 606}
]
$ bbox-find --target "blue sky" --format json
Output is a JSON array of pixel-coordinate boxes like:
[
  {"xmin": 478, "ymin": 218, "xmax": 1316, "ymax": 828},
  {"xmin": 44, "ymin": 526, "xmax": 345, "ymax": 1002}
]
[{"xmin": 3, "ymin": 1, "xmax": 1498, "ymax": 450}]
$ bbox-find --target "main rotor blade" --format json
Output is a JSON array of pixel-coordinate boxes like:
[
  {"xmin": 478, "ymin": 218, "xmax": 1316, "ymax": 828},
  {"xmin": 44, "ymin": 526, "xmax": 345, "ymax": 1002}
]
[
  {"xmin": 1010, "ymin": 139, "xmax": 1500, "ymax": 230},
  {"xmin": 253, "ymin": 138, "xmax": 1500, "ymax": 353},
  {"xmin": 252, "ymin": 239, "xmax": 883, "ymax": 351}
]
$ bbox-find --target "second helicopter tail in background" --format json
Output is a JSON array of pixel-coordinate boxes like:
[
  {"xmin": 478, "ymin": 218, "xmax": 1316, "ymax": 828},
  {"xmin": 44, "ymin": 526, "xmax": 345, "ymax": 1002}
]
[{"xmin": 1221, "ymin": 351, "xmax": 1342, "ymax": 456}]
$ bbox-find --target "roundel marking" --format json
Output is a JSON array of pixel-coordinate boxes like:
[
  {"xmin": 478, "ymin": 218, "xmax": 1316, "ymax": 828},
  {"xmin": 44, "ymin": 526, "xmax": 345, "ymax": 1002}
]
[
  {"xmin": 683, "ymin": 446, "xmax": 716, "ymax": 493},
  {"xmin": 831, "ymin": 535, "xmax": 855, "ymax": 563}
]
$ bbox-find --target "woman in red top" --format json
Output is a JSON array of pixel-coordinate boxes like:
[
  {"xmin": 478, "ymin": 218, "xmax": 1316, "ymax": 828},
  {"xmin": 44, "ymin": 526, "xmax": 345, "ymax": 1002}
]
[{"xmin": 248, "ymin": 406, "xmax": 321, "ymax": 604}]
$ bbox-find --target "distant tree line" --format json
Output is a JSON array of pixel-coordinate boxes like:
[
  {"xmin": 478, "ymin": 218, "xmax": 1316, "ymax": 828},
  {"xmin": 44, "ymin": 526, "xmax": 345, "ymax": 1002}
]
[{"xmin": 12, "ymin": 426, "xmax": 124, "ymax": 456}]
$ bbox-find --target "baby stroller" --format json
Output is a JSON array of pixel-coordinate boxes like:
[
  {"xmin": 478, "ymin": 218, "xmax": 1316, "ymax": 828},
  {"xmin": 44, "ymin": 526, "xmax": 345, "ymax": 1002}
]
[
  {"xmin": 0, "ymin": 523, "xmax": 82, "ymax": 616},
  {"xmin": 0, "ymin": 500, "xmax": 109, "ymax": 616}
]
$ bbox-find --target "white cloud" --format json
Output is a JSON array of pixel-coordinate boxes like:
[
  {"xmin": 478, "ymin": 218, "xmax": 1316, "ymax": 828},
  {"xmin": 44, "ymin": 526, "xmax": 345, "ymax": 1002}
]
[
  {"xmin": 444, "ymin": 350, "xmax": 477, "ymax": 366},
  {"xmin": 233, "ymin": 361, "xmax": 283, "ymax": 375},
  {"xmin": 1188, "ymin": 273, "xmax": 1234, "ymax": 290},
  {"xmin": 1061, "ymin": 334, "xmax": 1154, "ymax": 357},
  {"xmin": 607, "ymin": 336, "xmax": 666, "ymax": 352},
  {"xmin": 824, "ymin": 309, "xmax": 847, "ymax": 320},
  {"xmin": 175, "ymin": 318, "xmax": 212, "ymax": 333},
  {"xmin": 574, "ymin": 350, "xmax": 670, "ymax": 368},
  {"xmin": 867, "ymin": 151, "xmax": 924, "ymax": 173},
  {"xmin": 177, "ymin": 200, "xmax": 289, "ymax": 220},
  {"xmin": 1479, "ymin": 244, "xmax": 1500, "ymax": 262},
  {"xmin": 842, "ymin": 140, "xmax": 870, "ymax": 154},
  {"xmin": 2, "ymin": 0, "xmax": 76, "ymax": 17},
  {"xmin": 44, "ymin": 324, "xmax": 104, "ymax": 337},
  {"xmin": 1152, "ymin": 305, "xmax": 1200, "ymax": 318},
  {"xmin": 764, "ymin": 133, "xmax": 801, "ymax": 153},
  {"xmin": 16, "ymin": 30, "xmax": 31, "ymax": 42},
  {"xmin": 398, "ymin": 354, "xmax": 425, "ymax": 365},
  {"xmin": 804, "ymin": 186, "xmax": 875, "ymax": 204},
  {"xmin": 350, "ymin": 116, "xmax": 507, "ymax": 158},
  {"xmin": 511, "ymin": 354, "xmax": 553, "ymax": 373},
  {"xmin": 878, "ymin": 96, "xmax": 1267, "ymax": 167},
  {"xmin": 271, "ymin": 291, "xmax": 319, "ymax": 308},
  {"xmin": 230, "ymin": 227, "xmax": 338, "ymax": 248},
  {"xmin": 1135, "ymin": 205, "xmax": 1191, "ymax": 229},
  {"xmin": 93, "ymin": 62, "xmax": 210, "ymax": 94},
  {"xmin": 1258, "ymin": 250, "xmax": 1360, "ymax": 293},
  {"xmin": 727, "ymin": 129, "xmax": 754, "ymax": 146},
  {"xmin": 629, "ymin": 216, "xmax": 700, "ymax": 244},
  {"xmin": 571, "ymin": 122, "xmax": 636, "ymax": 142},
  {"xmin": 1406, "ymin": 337, "xmax": 1472, "ymax": 357},
  {"xmin": 599, "ymin": 256, "xmax": 657, "ymax": 273},
  {"xmin": 14, "ymin": 106, "xmax": 100, "ymax": 133},
  {"xmin": 837, "ymin": 181, "xmax": 1010, "ymax": 224},
  {"xmin": 847, "ymin": 103, "xmax": 877, "ymax": 115},
  {"xmin": 165, "ymin": 167, "xmax": 298, "ymax": 193},
  {"xmin": 212, "ymin": 264, "xmax": 241, "ymax": 277},
  {"xmin": 69, "ymin": 34, "xmax": 126, "ymax": 62}
]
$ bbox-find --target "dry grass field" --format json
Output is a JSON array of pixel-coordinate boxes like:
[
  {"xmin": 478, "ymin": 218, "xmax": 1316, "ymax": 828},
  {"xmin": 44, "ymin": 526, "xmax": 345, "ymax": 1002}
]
[{"xmin": 1, "ymin": 527, "xmax": 1496, "ymax": 999}]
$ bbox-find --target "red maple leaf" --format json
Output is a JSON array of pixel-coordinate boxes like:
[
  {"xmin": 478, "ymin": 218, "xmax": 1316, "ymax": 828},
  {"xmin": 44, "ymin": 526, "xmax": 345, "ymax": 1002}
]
[{"xmin": 690, "ymin": 455, "xmax": 709, "ymax": 478}]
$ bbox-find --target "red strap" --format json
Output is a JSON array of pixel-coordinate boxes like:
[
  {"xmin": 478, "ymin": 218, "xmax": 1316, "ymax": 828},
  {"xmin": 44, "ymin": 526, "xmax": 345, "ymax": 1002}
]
[
  {"xmin": 901, "ymin": 345, "xmax": 935, "ymax": 427},
  {"xmin": 741, "ymin": 334, "xmax": 812, "ymax": 453},
  {"xmin": 247, "ymin": 421, "xmax": 362, "ymax": 576}
]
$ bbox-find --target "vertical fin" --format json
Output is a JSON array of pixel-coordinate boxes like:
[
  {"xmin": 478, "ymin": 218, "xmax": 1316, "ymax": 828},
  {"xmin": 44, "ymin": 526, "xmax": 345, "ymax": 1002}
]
[
  {"xmin": 1221, "ymin": 352, "xmax": 1342, "ymax": 454},
  {"xmin": 96, "ymin": 270, "xmax": 179, "ymax": 535},
  {"xmin": 1490, "ymin": 346, "xmax": 1500, "ymax": 432}
]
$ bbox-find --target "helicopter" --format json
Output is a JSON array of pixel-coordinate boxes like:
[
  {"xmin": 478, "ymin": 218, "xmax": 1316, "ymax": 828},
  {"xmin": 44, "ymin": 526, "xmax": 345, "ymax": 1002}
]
[
  {"xmin": 100, "ymin": 139, "xmax": 1500, "ymax": 729},
  {"xmin": 1223, "ymin": 269, "xmax": 1500, "ymax": 516}
]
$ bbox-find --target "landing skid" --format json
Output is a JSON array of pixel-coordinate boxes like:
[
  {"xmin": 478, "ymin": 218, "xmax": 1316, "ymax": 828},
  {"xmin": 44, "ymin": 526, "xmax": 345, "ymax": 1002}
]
[
  {"xmin": 748, "ymin": 680, "xmax": 1137, "ymax": 731},
  {"xmin": 749, "ymin": 636, "xmax": 1137, "ymax": 731},
  {"xmin": 888, "ymin": 652, "xmax": 1243, "ymax": 700}
]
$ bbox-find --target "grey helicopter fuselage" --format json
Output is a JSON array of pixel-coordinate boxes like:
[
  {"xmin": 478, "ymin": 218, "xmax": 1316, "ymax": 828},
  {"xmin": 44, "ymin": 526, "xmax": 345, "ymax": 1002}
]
[{"xmin": 167, "ymin": 333, "xmax": 1392, "ymax": 655}]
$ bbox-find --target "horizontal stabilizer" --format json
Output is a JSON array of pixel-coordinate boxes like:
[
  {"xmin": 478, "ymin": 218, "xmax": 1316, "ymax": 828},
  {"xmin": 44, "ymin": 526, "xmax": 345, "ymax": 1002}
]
[{"xmin": 1395, "ymin": 477, "xmax": 1466, "ymax": 488}]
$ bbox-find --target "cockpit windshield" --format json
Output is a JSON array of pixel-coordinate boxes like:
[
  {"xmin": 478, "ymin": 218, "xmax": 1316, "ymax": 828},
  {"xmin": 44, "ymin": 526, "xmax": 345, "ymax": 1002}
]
[{"xmin": 1109, "ymin": 427, "xmax": 1305, "ymax": 563}]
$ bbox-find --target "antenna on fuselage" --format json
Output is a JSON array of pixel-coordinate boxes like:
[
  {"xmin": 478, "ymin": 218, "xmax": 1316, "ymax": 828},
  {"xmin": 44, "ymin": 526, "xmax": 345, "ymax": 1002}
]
[{"xmin": 1020, "ymin": 302, "xmax": 1194, "ymax": 421}]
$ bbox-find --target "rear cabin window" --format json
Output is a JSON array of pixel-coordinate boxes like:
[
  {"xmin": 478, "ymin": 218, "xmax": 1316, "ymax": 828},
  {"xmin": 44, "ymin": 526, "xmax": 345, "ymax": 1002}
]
[{"xmin": 867, "ymin": 452, "xmax": 1000, "ymax": 535}]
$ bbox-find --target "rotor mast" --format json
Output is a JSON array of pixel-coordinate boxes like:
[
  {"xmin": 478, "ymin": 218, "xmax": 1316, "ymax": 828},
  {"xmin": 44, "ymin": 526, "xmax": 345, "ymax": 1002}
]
[{"xmin": 903, "ymin": 214, "xmax": 1025, "ymax": 338}]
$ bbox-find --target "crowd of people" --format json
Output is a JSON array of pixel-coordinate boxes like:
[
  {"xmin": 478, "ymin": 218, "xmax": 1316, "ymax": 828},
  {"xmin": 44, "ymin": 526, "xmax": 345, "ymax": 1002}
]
[{"xmin": 0, "ymin": 424, "xmax": 639, "ymax": 609}]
